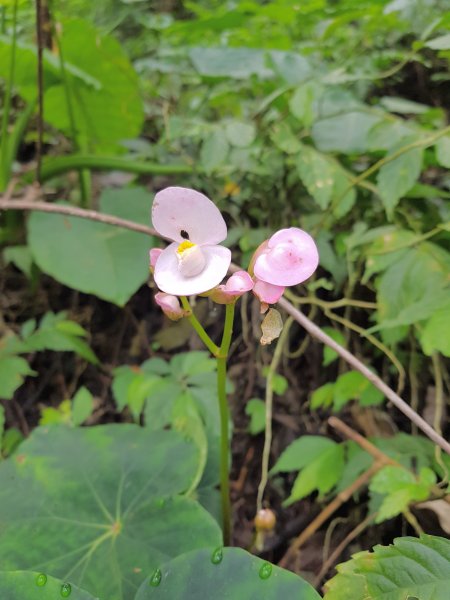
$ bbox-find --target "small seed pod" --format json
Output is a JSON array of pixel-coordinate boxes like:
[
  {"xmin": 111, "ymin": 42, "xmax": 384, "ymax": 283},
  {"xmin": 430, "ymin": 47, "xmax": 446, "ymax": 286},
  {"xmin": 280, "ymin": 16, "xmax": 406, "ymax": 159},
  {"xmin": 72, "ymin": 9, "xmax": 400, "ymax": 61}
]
[{"xmin": 254, "ymin": 508, "xmax": 276, "ymax": 532}]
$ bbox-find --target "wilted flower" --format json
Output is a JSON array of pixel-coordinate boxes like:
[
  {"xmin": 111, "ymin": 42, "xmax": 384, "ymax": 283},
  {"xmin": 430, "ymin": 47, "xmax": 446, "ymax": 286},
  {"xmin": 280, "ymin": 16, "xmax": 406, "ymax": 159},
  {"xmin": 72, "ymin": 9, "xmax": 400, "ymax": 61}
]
[{"xmin": 152, "ymin": 187, "xmax": 231, "ymax": 296}]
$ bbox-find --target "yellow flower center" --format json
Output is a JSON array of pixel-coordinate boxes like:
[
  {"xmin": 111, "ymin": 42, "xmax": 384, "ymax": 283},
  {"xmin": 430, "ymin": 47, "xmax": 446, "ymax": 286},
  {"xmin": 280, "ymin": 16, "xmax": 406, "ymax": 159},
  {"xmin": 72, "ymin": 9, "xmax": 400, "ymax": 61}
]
[{"xmin": 177, "ymin": 240, "xmax": 196, "ymax": 254}]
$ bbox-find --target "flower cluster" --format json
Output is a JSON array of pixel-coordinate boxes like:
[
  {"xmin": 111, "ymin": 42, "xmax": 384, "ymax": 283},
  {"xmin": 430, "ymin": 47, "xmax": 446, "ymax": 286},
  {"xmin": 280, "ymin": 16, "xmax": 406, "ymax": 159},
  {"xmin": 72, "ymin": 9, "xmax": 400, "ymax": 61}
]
[{"xmin": 149, "ymin": 187, "xmax": 319, "ymax": 319}]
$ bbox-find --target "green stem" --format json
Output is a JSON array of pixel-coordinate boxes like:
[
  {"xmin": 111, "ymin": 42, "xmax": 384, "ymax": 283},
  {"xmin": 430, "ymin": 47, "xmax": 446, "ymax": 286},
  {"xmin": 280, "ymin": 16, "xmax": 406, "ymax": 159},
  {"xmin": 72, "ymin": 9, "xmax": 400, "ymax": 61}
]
[
  {"xmin": 0, "ymin": 0, "xmax": 19, "ymax": 191},
  {"xmin": 217, "ymin": 302, "xmax": 235, "ymax": 545},
  {"xmin": 22, "ymin": 154, "xmax": 193, "ymax": 184},
  {"xmin": 180, "ymin": 296, "xmax": 220, "ymax": 356}
]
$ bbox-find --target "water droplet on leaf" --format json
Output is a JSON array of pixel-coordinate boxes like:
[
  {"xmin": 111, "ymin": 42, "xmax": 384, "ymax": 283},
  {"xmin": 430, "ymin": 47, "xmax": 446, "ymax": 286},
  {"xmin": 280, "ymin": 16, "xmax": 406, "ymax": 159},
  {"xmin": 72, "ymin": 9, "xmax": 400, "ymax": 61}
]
[
  {"xmin": 149, "ymin": 568, "xmax": 162, "ymax": 587},
  {"xmin": 60, "ymin": 582, "xmax": 72, "ymax": 597},
  {"xmin": 211, "ymin": 547, "xmax": 223, "ymax": 564},
  {"xmin": 36, "ymin": 573, "xmax": 47, "ymax": 586},
  {"xmin": 259, "ymin": 562, "xmax": 272, "ymax": 580}
]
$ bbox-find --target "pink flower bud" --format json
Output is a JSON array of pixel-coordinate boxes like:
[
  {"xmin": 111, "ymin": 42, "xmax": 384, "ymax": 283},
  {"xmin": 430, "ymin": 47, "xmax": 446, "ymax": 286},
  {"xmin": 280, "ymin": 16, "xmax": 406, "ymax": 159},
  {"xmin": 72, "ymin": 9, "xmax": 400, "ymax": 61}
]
[
  {"xmin": 154, "ymin": 292, "xmax": 186, "ymax": 321},
  {"xmin": 149, "ymin": 248, "xmax": 163, "ymax": 272},
  {"xmin": 209, "ymin": 271, "xmax": 254, "ymax": 304}
]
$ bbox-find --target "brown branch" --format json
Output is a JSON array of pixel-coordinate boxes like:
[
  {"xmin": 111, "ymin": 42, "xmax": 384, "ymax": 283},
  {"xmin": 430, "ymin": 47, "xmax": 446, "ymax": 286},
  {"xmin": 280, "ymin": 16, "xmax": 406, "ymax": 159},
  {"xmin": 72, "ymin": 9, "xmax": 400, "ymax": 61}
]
[
  {"xmin": 328, "ymin": 416, "xmax": 395, "ymax": 465},
  {"xmin": 278, "ymin": 460, "xmax": 386, "ymax": 568},
  {"xmin": 1, "ymin": 192, "xmax": 449, "ymax": 455},
  {"xmin": 278, "ymin": 298, "xmax": 450, "ymax": 455}
]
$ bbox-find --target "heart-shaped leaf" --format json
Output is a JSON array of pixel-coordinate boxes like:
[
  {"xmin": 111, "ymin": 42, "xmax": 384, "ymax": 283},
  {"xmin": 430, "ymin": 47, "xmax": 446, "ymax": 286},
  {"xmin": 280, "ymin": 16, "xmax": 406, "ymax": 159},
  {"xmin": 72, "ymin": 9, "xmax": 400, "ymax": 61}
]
[
  {"xmin": 135, "ymin": 547, "xmax": 321, "ymax": 599},
  {"xmin": 28, "ymin": 188, "xmax": 154, "ymax": 305},
  {"xmin": 0, "ymin": 570, "xmax": 97, "ymax": 599},
  {"xmin": 0, "ymin": 425, "xmax": 221, "ymax": 600}
]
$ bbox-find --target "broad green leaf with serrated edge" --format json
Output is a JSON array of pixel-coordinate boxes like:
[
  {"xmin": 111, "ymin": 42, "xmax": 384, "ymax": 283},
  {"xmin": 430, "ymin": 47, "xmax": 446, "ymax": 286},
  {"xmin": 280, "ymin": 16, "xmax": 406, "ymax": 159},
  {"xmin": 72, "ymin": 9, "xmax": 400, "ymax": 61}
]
[
  {"xmin": 271, "ymin": 435, "xmax": 336, "ymax": 474},
  {"xmin": 310, "ymin": 383, "xmax": 335, "ymax": 409},
  {"xmin": 377, "ymin": 142, "xmax": 423, "ymax": 217},
  {"xmin": 0, "ymin": 356, "xmax": 36, "ymax": 400},
  {"xmin": 0, "ymin": 571, "xmax": 97, "ymax": 599},
  {"xmin": 135, "ymin": 547, "xmax": 321, "ymax": 599},
  {"xmin": 420, "ymin": 305, "xmax": 450, "ymax": 356},
  {"xmin": 0, "ymin": 425, "xmax": 221, "ymax": 600},
  {"xmin": 28, "ymin": 188, "xmax": 154, "ymax": 306},
  {"xmin": 312, "ymin": 111, "xmax": 380, "ymax": 154},
  {"xmin": 324, "ymin": 534, "xmax": 450, "ymax": 600},
  {"xmin": 284, "ymin": 443, "xmax": 345, "ymax": 505}
]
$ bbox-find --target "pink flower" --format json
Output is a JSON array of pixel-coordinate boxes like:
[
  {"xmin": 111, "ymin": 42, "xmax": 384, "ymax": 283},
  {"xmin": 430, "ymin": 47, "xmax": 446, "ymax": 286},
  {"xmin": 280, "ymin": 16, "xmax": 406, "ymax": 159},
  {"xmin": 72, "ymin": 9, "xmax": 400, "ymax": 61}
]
[
  {"xmin": 154, "ymin": 292, "xmax": 186, "ymax": 321},
  {"xmin": 253, "ymin": 279, "xmax": 285, "ymax": 306},
  {"xmin": 209, "ymin": 271, "xmax": 254, "ymax": 304},
  {"xmin": 253, "ymin": 228, "xmax": 319, "ymax": 287},
  {"xmin": 149, "ymin": 248, "xmax": 162, "ymax": 272},
  {"xmin": 152, "ymin": 187, "xmax": 231, "ymax": 296}
]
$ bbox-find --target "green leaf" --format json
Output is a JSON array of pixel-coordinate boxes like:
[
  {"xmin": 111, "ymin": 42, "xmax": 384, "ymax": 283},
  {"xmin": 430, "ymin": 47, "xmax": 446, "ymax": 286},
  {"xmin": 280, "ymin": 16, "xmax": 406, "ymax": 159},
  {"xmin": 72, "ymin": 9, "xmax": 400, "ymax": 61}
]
[
  {"xmin": 297, "ymin": 145, "xmax": 355, "ymax": 215},
  {"xmin": 425, "ymin": 33, "xmax": 450, "ymax": 50},
  {"xmin": 245, "ymin": 398, "xmax": 266, "ymax": 435},
  {"xmin": 0, "ymin": 404, "xmax": 4, "ymax": 440},
  {"xmin": 43, "ymin": 19, "xmax": 144, "ymax": 152},
  {"xmin": 135, "ymin": 547, "xmax": 321, "ymax": 600},
  {"xmin": 189, "ymin": 47, "xmax": 272, "ymax": 79},
  {"xmin": 322, "ymin": 327, "xmax": 346, "ymax": 366},
  {"xmin": 270, "ymin": 122, "xmax": 302, "ymax": 154},
  {"xmin": 3, "ymin": 245, "xmax": 34, "ymax": 278},
  {"xmin": 284, "ymin": 443, "xmax": 345, "ymax": 505},
  {"xmin": 200, "ymin": 130, "xmax": 229, "ymax": 172},
  {"xmin": 0, "ymin": 570, "xmax": 97, "ymax": 599},
  {"xmin": 435, "ymin": 135, "xmax": 450, "ymax": 168},
  {"xmin": 334, "ymin": 371, "xmax": 383, "ymax": 410},
  {"xmin": 310, "ymin": 383, "xmax": 335, "ymax": 409},
  {"xmin": 371, "ymin": 243, "xmax": 450, "ymax": 340},
  {"xmin": 224, "ymin": 121, "xmax": 256, "ymax": 147},
  {"xmin": 271, "ymin": 435, "xmax": 336, "ymax": 474},
  {"xmin": 311, "ymin": 111, "xmax": 381, "ymax": 154},
  {"xmin": 0, "ymin": 425, "xmax": 221, "ymax": 600},
  {"xmin": 1, "ymin": 427, "xmax": 24, "ymax": 457},
  {"xmin": 28, "ymin": 188, "xmax": 154, "ymax": 306},
  {"xmin": 0, "ymin": 356, "xmax": 36, "ymax": 400},
  {"xmin": 324, "ymin": 534, "xmax": 450, "ymax": 600},
  {"xmin": 72, "ymin": 387, "xmax": 94, "ymax": 426},
  {"xmin": 21, "ymin": 312, "xmax": 98, "ymax": 365},
  {"xmin": 289, "ymin": 81, "xmax": 322, "ymax": 126},
  {"xmin": 377, "ymin": 142, "xmax": 423, "ymax": 217},
  {"xmin": 420, "ymin": 305, "xmax": 450, "ymax": 356},
  {"xmin": 370, "ymin": 465, "xmax": 436, "ymax": 522}
]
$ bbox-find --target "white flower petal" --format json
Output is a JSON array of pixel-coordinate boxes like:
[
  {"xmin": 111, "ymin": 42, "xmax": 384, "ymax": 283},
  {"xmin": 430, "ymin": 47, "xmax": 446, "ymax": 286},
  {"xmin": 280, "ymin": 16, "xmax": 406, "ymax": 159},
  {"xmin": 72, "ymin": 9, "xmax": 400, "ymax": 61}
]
[
  {"xmin": 152, "ymin": 187, "xmax": 227, "ymax": 245},
  {"xmin": 154, "ymin": 242, "xmax": 231, "ymax": 295}
]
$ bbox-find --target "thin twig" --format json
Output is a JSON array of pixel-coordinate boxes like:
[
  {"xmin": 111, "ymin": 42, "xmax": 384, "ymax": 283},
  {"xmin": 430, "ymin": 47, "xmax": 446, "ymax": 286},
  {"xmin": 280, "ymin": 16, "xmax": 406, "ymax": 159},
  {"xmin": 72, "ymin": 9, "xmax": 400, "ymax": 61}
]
[
  {"xmin": 314, "ymin": 512, "xmax": 377, "ymax": 587},
  {"xmin": 278, "ymin": 298, "xmax": 450, "ymax": 455},
  {"xmin": 256, "ymin": 317, "xmax": 293, "ymax": 513},
  {"xmin": 1, "ymin": 193, "xmax": 449, "ymax": 455},
  {"xmin": 278, "ymin": 460, "xmax": 385, "ymax": 568}
]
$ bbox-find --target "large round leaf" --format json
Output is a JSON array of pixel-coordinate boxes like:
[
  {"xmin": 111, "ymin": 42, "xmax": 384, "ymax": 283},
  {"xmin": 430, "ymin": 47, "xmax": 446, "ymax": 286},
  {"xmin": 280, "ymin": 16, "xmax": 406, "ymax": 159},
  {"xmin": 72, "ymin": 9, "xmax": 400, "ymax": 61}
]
[
  {"xmin": 0, "ymin": 425, "xmax": 221, "ymax": 600},
  {"xmin": 135, "ymin": 547, "xmax": 321, "ymax": 599},
  {"xmin": 28, "ymin": 187, "xmax": 154, "ymax": 305},
  {"xmin": 0, "ymin": 571, "xmax": 97, "ymax": 600}
]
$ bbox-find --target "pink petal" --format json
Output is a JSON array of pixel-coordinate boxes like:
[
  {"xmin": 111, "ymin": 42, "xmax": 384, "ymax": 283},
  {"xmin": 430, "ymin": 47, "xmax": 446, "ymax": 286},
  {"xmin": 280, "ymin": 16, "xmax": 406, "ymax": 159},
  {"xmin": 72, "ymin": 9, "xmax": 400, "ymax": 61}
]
[
  {"xmin": 254, "ymin": 227, "xmax": 319, "ymax": 286},
  {"xmin": 224, "ymin": 271, "xmax": 254, "ymax": 294},
  {"xmin": 154, "ymin": 242, "xmax": 231, "ymax": 296},
  {"xmin": 152, "ymin": 187, "xmax": 227, "ymax": 245},
  {"xmin": 154, "ymin": 292, "xmax": 186, "ymax": 321},
  {"xmin": 149, "ymin": 248, "xmax": 163, "ymax": 270},
  {"xmin": 210, "ymin": 271, "xmax": 254, "ymax": 304},
  {"xmin": 253, "ymin": 279, "xmax": 285, "ymax": 304}
]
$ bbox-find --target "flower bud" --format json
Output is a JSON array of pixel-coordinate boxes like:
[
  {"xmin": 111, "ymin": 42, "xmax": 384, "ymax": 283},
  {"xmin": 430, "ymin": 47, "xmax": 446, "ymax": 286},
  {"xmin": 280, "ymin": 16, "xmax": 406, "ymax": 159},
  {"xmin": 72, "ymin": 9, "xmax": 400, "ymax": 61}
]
[{"xmin": 254, "ymin": 508, "xmax": 276, "ymax": 532}]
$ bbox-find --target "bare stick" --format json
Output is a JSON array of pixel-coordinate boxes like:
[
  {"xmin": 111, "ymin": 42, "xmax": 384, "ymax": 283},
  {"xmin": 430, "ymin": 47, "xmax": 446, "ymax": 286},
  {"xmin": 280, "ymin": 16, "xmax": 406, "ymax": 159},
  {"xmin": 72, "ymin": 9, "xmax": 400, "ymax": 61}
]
[
  {"xmin": 278, "ymin": 298, "xmax": 450, "ymax": 455},
  {"xmin": 1, "ymin": 193, "xmax": 449, "ymax": 455},
  {"xmin": 278, "ymin": 460, "xmax": 385, "ymax": 568}
]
